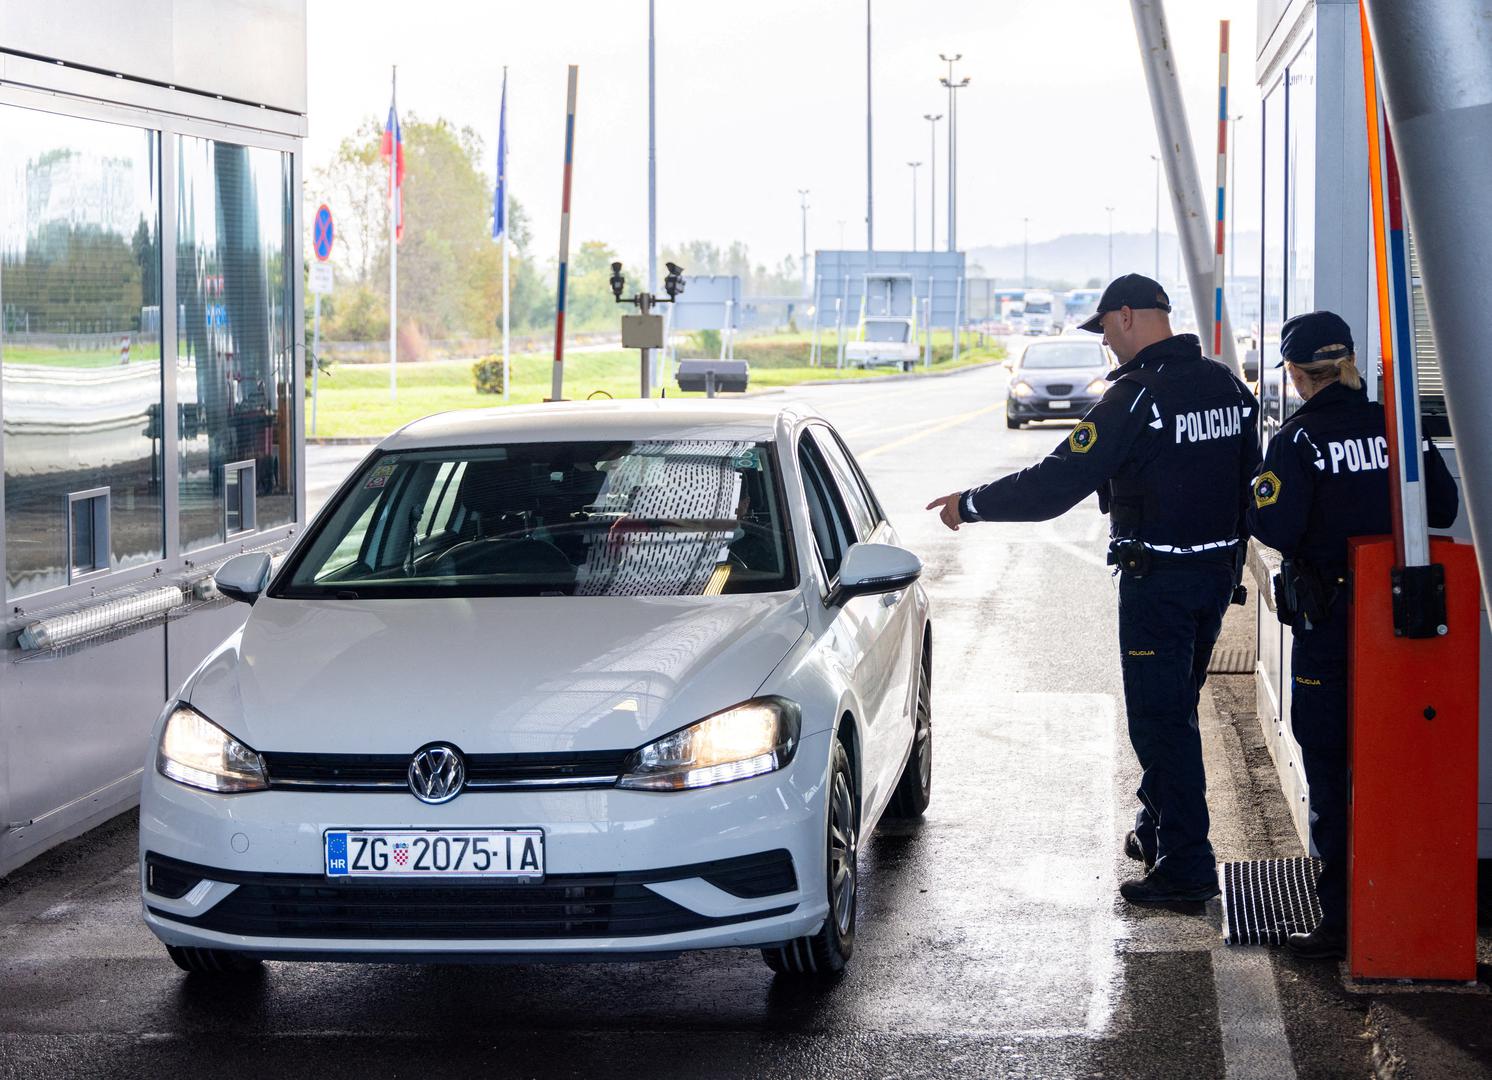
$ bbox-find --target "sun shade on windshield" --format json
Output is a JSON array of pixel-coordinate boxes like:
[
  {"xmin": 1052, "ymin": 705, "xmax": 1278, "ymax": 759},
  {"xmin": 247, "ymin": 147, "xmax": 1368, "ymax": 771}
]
[{"xmin": 276, "ymin": 440, "xmax": 795, "ymax": 598}]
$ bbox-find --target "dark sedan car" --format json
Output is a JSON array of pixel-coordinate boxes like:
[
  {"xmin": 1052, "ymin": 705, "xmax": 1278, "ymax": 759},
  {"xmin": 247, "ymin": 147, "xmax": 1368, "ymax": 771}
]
[{"xmin": 1005, "ymin": 338, "xmax": 1114, "ymax": 429}]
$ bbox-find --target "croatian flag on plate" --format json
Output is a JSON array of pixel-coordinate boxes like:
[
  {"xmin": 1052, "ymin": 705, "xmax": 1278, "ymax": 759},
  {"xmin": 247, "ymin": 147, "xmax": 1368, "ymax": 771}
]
[{"xmin": 381, "ymin": 98, "xmax": 405, "ymax": 243}]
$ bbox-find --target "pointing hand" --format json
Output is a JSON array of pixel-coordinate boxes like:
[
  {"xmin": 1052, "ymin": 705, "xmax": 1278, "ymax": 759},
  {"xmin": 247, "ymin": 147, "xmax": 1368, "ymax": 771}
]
[{"xmin": 925, "ymin": 493, "xmax": 964, "ymax": 532}]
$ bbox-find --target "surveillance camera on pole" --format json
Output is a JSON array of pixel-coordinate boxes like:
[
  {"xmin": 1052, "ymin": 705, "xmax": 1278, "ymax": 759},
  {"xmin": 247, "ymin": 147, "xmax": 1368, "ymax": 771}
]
[{"xmin": 612, "ymin": 261, "xmax": 685, "ymax": 398}]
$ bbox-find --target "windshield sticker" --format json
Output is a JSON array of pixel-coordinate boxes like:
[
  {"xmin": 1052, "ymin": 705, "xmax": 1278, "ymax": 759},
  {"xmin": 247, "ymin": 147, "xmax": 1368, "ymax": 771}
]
[
  {"xmin": 364, "ymin": 463, "xmax": 397, "ymax": 490},
  {"xmin": 731, "ymin": 449, "xmax": 761, "ymax": 471}
]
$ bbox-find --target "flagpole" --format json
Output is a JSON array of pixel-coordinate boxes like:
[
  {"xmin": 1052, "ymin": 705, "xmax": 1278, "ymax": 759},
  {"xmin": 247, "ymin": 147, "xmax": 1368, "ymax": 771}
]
[
  {"xmin": 389, "ymin": 64, "xmax": 399, "ymax": 402},
  {"xmin": 501, "ymin": 67, "xmax": 511, "ymax": 403}
]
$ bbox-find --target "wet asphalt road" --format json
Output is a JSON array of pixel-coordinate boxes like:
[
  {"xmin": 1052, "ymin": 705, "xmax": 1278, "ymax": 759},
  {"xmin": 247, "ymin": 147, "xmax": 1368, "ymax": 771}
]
[{"xmin": 0, "ymin": 357, "xmax": 1464, "ymax": 1078}]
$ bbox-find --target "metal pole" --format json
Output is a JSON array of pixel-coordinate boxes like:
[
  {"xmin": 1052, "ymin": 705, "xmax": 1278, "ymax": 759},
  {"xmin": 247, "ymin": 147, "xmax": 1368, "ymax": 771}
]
[
  {"xmin": 552, "ymin": 65, "xmax": 579, "ymax": 402},
  {"xmin": 648, "ymin": 0, "xmax": 657, "ymax": 296},
  {"xmin": 311, "ymin": 292, "xmax": 321, "ymax": 434},
  {"xmin": 1363, "ymin": 0, "xmax": 1492, "ymax": 606},
  {"xmin": 939, "ymin": 55, "xmax": 962, "ymax": 252},
  {"xmin": 389, "ymin": 65, "xmax": 398, "ymax": 402},
  {"xmin": 908, "ymin": 162, "xmax": 920, "ymax": 250},
  {"xmin": 1131, "ymin": 0, "xmax": 1239, "ymax": 375},
  {"xmin": 1022, "ymin": 217, "xmax": 1029, "ymax": 285},
  {"xmin": 866, "ymin": 0, "xmax": 873, "ymax": 252},
  {"xmin": 1150, "ymin": 153, "xmax": 1161, "ymax": 278},
  {"xmin": 1106, "ymin": 205, "xmax": 1115, "ymax": 280},
  {"xmin": 799, "ymin": 189, "xmax": 810, "ymax": 296},
  {"xmin": 924, "ymin": 113, "xmax": 941, "ymax": 252}
]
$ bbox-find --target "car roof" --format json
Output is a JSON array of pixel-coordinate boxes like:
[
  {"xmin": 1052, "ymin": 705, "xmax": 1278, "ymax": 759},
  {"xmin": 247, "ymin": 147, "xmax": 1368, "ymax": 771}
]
[{"xmin": 379, "ymin": 399, "xmax": 817, "ymax": 451}]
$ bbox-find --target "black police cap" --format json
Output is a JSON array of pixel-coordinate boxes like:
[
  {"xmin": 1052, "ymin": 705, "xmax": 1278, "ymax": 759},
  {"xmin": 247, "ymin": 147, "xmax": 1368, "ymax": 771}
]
[
  {"xmin": 1078, "ymin": 274, "xmax": 1173, "ymax": 333},
  {"xmin": 1276, "ymin": 310, "xmax": 1355, "ymax": 368}
]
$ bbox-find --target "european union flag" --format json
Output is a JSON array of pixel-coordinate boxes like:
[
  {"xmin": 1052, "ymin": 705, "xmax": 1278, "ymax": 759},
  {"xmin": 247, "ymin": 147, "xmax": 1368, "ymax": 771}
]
[{"xmin": 492, "ymin": 70, "xmax": 508, "ymax": 240}]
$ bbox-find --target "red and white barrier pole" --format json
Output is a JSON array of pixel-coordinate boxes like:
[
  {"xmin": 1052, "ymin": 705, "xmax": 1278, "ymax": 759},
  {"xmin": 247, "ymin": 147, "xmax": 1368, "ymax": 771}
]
[
  {"xmin": 551, "ymin": 65, "xmax": 578, "ymax": 403},
  {"xmin": 1212, "ymin": 21, "xmax": 1229, "ymax": 358}
]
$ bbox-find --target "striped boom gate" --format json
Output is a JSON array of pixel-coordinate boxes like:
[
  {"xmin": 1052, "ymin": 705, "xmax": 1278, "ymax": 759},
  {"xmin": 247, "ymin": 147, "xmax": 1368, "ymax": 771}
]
[
  {"xmin": 1213, "ymin": 20, "xmax": 1229, "ymax": 357},
  {"xmin": 552, "ymin": 65, "xmax": 579, "ymax": 402}
]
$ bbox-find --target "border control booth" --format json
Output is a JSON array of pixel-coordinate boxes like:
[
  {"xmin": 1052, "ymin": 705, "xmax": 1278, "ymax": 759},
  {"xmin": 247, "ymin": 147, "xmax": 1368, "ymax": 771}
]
[
  {"xmin": 0, "ymin": 1, "xmax": 308, "ymax": 875},
  {"xmin": 1252, "ymin": 0, "xmax": 1491, "ymax": 859}
]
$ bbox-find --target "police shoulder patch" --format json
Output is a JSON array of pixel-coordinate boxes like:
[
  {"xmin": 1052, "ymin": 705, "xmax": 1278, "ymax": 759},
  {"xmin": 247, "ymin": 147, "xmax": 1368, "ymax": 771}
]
[
  {"xmin": 1253, "ymin": 469, "xmax": 1282, "ymax": 509},
  {"xmin": 1069, "ymin": 421, "xmax": 1098, "ymax": 454}
]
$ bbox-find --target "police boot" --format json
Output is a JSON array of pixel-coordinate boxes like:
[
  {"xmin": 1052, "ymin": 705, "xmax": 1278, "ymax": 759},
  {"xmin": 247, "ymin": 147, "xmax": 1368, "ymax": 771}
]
[
  {"xmin": 1119, "ymin": 868, "xmax": 1220, "ymax": 904},
  {"xmin": 1124, "ymin": 830, "xmax": 1155, "ymax": 872},
  {"xmin": 1286, "ymin": 923, "xmax": 1345, "ymax": 961}
]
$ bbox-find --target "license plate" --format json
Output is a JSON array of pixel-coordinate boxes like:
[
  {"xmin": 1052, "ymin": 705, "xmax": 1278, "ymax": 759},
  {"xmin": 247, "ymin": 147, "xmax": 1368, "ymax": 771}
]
[
  {"xmin": 324, "ymin": 829, "xmax": 545, "ymax": 880},
  {"xmin": 1048, "ymin": 399, "xmax": 1071, "ymax": 409}
]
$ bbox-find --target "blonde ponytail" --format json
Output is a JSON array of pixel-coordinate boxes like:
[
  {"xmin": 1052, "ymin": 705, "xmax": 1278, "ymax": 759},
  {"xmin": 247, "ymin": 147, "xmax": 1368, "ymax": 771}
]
[
  {"xmin": 1289, "ymin": 345, "xmax": 1360, "ymax": 390},
  {"xmin": 1335, "ymin": 353, "xmax": 1362, "ymax": 390}
]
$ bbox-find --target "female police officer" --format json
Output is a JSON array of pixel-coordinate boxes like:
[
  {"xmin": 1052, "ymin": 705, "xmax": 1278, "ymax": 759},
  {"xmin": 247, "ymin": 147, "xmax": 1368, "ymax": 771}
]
[{"xmin": 1248, "ymin": 310, "xmax": 1459, "ymax": 959}]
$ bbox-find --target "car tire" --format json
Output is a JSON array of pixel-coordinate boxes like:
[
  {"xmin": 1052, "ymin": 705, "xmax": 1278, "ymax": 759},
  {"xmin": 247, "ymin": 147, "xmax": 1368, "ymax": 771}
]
[
  {"xmin": 165, "ymin": 945, "xmax": 264, "ymax": 976},
  {"xmin": 887, "ymin": 649, "xmax": 932, "ymax": 819},
  {"xmin": 762, "ymin": 736, "xmax": 857, "ymax": 980}
]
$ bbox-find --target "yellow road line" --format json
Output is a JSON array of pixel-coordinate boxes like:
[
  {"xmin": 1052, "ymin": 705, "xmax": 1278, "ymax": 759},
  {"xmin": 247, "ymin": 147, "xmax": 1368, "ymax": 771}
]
[{"xmin": 859, "ymin": 402, "xmax": 1004, "ymax": 460}]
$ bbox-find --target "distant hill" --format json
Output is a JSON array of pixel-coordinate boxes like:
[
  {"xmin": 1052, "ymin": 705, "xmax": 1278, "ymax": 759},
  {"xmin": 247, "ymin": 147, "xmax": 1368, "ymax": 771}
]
[{"xmin": 966, "ymin": 230, "xmax": 1260, "ymax": 291}]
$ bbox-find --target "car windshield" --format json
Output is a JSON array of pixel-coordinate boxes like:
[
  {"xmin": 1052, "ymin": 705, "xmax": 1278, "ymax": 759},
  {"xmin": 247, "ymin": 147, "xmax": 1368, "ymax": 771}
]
[
  {"xmin": 276, "ymin": 440, "xmax": 795, "ymax": 599},
  {"xmin": 1025, "ymin": 302, "xmax": 1052, "ymax": 314},
  {"xmin": 1020, "ymin": 343, "xmax": 1107, "ymax": 370}
]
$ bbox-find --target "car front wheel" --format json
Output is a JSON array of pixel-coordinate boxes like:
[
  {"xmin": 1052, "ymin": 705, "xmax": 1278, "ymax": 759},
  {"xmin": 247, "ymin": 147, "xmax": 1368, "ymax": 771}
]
[
  {"xmin": 762, "ymin": 735, "xmax": 857, "ymax": 980},
  {"xmin": 888, "ymin": 649, "xmax": 932, "ymax": 819}
]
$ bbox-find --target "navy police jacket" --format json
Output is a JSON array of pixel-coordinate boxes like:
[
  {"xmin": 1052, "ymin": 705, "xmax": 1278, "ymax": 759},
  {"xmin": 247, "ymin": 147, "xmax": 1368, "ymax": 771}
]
[
  {"xmin": 1246, "ymin": 381, "xmax": 1459, "ymax": 571},
  {"xmin": 961, "ymin": 334, "xmax": 1262, "ymax": 558}
]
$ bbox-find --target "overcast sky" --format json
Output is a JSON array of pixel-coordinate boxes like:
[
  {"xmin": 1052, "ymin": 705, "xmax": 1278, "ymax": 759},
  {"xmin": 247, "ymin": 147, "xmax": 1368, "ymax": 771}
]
[{"xmin": 307, "ymin": 0, "xmax": 1261, "ymax": 272}]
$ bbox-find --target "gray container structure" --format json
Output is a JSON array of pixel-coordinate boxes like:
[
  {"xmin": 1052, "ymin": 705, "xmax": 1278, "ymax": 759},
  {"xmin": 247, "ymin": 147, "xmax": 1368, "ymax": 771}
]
[
  {"xmin": 1252, "ymin": 0, "xmax": 1491, "ymax": 855},
  {"xmin": 0, "ymin": 1, "xmax": 308, "ymax": 876}
]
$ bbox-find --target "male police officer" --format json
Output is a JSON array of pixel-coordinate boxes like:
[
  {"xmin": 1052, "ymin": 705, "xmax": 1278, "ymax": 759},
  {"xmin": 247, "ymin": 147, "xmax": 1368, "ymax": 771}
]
[
  {"xmin": 928, "ymin": 274, "xmax": 1260, "ymax": 903},
  {"xmin": 1248, "ymin": 310, "xmax": 1458, "ymax": 957}
]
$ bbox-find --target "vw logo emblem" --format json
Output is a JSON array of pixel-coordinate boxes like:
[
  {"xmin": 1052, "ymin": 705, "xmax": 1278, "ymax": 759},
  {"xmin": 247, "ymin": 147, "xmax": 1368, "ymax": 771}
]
[{"xmin": 408, "ymin": 744, "xmax": 466, "ymax": 804}]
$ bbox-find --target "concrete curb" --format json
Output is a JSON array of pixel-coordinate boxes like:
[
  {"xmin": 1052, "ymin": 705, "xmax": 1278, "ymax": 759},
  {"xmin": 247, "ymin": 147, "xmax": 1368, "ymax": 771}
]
[{"xmin": 305, "ymin": 360, "xmax": 1006, "ymax": 445}]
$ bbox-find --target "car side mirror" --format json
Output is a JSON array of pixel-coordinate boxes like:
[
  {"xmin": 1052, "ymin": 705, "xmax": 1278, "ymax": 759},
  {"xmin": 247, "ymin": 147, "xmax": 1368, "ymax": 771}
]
[
  {"xmin": 215, "ymin": 552, "xmax": 272, "ymax": 605},
  {"xmin": 828, "ymin": 542, "xmax": 922, "ymax": 606}
]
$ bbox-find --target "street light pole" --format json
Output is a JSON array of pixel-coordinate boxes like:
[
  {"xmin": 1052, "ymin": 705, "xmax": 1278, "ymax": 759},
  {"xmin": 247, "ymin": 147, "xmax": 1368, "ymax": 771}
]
[
  {"xmin": 648, "ymin": 0, "xmax": 657, "ymax": 296},
  {"xmin": 923, "ymin": 113, "xmax": 942, "ymax": 252},
  {"xmin": 866, "ymin": 0, "xmax": 874, "ymax": 252},
  {"xmin": 1105, "ymin": 205, "xmax": 1115, "ymax": 280},
  {"xmin": 1149, "ymin": 153, "xmax": 1161, "ymax": 279},
  {"xmin": 1022, "ymin": 216, "xmax": 1030, "ymax": 285},
  {"xmin": 798, "ymin": 188, "xmax": 810, "ymax": 296},
  {"xmin": 939, "ymin": 55, "xmax": 969, "ymax": 252},
  {"xmin": 907, "ymin": 162, "xmax": 921, "ymax": 250}
]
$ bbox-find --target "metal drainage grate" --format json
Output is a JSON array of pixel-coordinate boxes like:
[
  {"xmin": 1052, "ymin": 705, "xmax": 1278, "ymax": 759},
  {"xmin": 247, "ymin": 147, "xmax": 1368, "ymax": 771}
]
[
  {"xmin": 1220, "ymin": 857, "xmax": 1322, "ymax": 945},
  {"xmin": 1207, "ymin": 645, "xmax": 1256, "ymax": 675}
]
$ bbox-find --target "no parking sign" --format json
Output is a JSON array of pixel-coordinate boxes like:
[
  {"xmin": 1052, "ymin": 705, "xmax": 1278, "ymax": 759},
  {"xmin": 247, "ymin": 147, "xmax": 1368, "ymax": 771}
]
[{"xmin": 311, "ymin": 204, "xmax": 335, "ymax": 294}]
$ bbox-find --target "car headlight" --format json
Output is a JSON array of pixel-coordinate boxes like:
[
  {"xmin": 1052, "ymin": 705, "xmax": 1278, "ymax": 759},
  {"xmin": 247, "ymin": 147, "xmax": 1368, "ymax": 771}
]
[
  {"xmin": 1086, "ymin": 378, "xmax": 1108, "ymax": 394},
  {"xmin": 617, "ymin": 697, "xmax": 801, "ymax": 791},
  {"xmin": 1010, "ymin": 381, "xmax": 1034, "ymax": 398},
  {"xmin": 157, "ymin": 703, "xmax": 268, "ymax": 793}
]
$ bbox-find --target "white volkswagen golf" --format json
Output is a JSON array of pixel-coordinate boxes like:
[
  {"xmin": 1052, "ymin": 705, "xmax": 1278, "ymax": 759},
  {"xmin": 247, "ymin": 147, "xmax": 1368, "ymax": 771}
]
[{"xmin": 140, "ymin": 401, "xmax": 932, "ymax": 979}]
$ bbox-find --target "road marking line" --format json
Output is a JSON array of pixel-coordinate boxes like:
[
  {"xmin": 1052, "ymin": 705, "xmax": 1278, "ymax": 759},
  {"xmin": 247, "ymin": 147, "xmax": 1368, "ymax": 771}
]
[{"xmin": 859, "ymin": 403, "xmax": 1004, "ymax": 460}]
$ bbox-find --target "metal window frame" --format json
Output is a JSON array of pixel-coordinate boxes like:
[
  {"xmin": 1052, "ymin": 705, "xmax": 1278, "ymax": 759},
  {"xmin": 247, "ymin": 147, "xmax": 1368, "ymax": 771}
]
[
  {"xmin": 64, "ymin": 487, "xmax": 111, "ymax": 584},
  {"xmin": 223, "ymin": 460, "xmax": 257, "ymax": 538},
  {"xmin": 0, "ymin": 77, "xmax": 304, "ymax": 623}
]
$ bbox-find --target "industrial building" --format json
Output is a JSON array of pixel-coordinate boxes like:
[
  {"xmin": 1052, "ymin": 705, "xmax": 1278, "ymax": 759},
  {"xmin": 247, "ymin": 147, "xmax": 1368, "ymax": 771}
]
[{"xmin": 0, "ymin": 1, "xmax": 307, "ymax": 875}]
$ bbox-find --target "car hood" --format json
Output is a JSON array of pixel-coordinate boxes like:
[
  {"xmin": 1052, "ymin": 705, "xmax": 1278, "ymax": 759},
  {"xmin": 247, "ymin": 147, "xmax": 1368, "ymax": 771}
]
[
  {"xmin": 1017, "ymin": 366, "xmax": 1105, "ymax": 388},
  {"xmin": 185, "ymin": 593, "xmax": 809, "ymax": 755}
]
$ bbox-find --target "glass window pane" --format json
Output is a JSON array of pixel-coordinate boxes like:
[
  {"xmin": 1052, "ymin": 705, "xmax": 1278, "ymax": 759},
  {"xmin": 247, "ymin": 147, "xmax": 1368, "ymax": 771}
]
[
  {"xmin": 809, "ymin": 427, "xmax": 875, "ymax": 540},
  {"xmin": 1, "ymin": 106, "xmax": 163, "ymax": 599},
  {"xmin": 176, "ymin": 136, "xmax": 295, "ymax": 551},
  {"xmin": 798, "ymin": 439, "xmax": 852, "ymax": 580},
  {"xmin": 71, "ymin": 499, "xmax": 95, "ymax": 575},
  {"xmin": 1260, "ymin": 79, "xmax": 1287, "ymax": 432}
]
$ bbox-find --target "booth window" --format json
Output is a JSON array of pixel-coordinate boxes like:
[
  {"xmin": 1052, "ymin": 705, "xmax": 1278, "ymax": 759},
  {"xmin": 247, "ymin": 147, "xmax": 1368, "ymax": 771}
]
[
  {"xmin": 224, "ymin": 461, "xmax": 256, "ymax": 535},
  {"xmin": 0, "ymin": 105, "xmax": 165, "ymax": 600},
  {"xmin": 66, "ymin": 488, "xmax": 111, "ymax": 582},
  {"xmin": 176, "ymin": 135, "xmax": 295, "ymax": 553}
]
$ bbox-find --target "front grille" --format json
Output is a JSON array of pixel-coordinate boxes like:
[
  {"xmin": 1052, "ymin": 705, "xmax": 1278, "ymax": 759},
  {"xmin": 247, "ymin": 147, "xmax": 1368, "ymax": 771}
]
[
  {"xmin": 146, "ymin": 850, "xmax": 797, "ymax": 940},
  {"xmin": 260, "ymin": 749, "xmax": 633, "ymax": 792},
  {"xmin": 1044, "ymin": 383, "xmax": 1074, "ymax": 396}
]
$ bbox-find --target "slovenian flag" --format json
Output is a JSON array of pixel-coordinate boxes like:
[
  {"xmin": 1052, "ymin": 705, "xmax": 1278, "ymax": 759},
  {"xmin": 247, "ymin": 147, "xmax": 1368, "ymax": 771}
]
[
  {"xmin": 492, "ymin": 70, "xmax": 508, "ymax": 240},
  {"xmin": 381, "ymin": 100, "xmax": 405, "ymax": 243}
]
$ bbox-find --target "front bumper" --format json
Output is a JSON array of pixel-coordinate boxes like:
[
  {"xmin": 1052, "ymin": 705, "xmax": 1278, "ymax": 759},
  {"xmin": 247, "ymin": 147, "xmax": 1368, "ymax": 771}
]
[
  {"xmin": 140, "ymin": 730, "xmax": 831, "ymax": 958},
  {"xmin": 1007, "ymin": 394, "xmax": 1100, "ymax": 420}
]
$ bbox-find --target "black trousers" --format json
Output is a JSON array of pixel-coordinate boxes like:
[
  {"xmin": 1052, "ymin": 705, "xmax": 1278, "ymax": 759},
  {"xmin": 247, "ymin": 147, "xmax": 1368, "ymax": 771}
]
[
  {"xmin": 1289, "ymin": 597, "xmax": 1350, "ymax": 933},
  {"xmin": 1118, "ymin": 561, "xmax": 1233, "ymax": 883}
]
